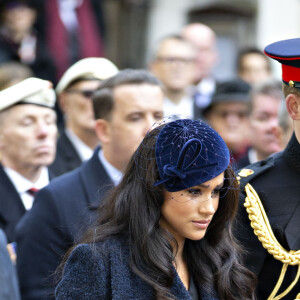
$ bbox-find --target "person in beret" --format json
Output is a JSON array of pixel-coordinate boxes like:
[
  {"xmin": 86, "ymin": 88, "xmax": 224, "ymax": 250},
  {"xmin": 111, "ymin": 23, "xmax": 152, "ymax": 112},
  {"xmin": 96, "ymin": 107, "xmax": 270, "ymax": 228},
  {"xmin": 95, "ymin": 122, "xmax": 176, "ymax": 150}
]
[
  {"xmin": 236, "ymin": 38, "xmax": 300, "ymax": 300},
  {"xmin": 55, "ymin": 118, "xmax": 256, "ymax": 300},
  {"xmin": 15, "ymin": 69, "xmax": 164, "ymax": 300},
  {"xmin": 49, "ymin": 57, "xmax": 118, "ymax": 177},
  {"xmin": 0, "ymin": 77, "xmax": 57, "ymax": 243},
  {"xmin": 202, "ymin": 79, "xmax": 251, "ymax": 165}
]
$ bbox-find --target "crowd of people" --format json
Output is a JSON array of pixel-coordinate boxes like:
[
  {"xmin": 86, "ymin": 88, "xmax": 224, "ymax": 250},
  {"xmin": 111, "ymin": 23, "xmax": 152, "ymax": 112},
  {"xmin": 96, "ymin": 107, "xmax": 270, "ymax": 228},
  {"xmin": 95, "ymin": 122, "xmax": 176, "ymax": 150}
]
[{"xmin": 0, "ymin": 1, "xmax": 299, "ymax": 300}]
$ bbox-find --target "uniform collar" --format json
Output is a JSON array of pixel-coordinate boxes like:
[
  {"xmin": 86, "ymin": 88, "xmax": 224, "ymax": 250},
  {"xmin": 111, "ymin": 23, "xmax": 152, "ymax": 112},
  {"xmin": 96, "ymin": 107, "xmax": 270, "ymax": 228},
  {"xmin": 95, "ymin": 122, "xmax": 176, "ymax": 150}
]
[{"xmin": 283, "ymin": 132, "xmax": 300, "ymax": 174}]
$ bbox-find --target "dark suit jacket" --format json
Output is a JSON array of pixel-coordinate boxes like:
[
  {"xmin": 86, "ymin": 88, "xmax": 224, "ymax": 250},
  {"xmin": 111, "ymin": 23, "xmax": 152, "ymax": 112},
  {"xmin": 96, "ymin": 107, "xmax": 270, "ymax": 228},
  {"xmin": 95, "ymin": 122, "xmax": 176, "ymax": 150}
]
[
  {"xmin": 0, "ymin": 165, "xmax": 26, "ymax": 243},
  {"xmin": 16, "ymin": 148, "xmax": 113, "ymax": 300},
  {"xmin": 55, "ymin": 237, "xmax": 218, "ymax": 300},
  {"xmin": 49, "ymin": 131, "xmax": 82, "ymax": 177},
  {"xmin": 236, "ymin": 133, "xmax": 300, "ymax": 300},
  {"xmin": 0, "ymin": 165, "xmax": 54, "ymax": 243}
]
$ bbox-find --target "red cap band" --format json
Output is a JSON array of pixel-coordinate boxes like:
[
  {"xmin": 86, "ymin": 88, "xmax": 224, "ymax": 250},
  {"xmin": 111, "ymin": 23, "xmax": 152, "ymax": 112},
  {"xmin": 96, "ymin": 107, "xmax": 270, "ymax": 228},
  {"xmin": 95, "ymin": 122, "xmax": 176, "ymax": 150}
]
[{"xmin": 282, "ymin": 64, "xmax": 300, "ymax": 82}]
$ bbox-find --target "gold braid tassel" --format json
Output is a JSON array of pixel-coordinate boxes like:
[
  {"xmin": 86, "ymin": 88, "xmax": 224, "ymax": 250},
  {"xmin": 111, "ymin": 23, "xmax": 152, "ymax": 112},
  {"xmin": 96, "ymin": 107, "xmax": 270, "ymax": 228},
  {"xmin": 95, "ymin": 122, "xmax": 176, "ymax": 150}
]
[{"xmin": 244, "ymin": 184, "xmax": 300, "ymax": 300}]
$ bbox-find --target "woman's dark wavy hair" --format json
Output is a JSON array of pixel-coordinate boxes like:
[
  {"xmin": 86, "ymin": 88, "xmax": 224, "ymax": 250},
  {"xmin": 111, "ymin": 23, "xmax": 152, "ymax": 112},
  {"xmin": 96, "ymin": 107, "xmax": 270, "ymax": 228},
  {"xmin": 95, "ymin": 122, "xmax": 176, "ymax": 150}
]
[{"xmin": 64, "ymin": 123, "xmax": 256, "ymax": 299}]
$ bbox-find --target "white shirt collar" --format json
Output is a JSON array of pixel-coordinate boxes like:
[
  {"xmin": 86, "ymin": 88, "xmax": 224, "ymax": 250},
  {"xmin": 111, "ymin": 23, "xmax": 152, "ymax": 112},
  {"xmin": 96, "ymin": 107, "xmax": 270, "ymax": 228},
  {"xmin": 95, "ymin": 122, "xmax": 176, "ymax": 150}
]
[
  {"xmin": 98, "ymin": 149, "xmax": 123, "ymax": 186},
  {"xmin": 3, "ymin": 167, "xmax": 50, "ymax": 210},
  {"xmin": 196, "ymin": 77, "xmax": 216, "ymax": 94},
  {"xmin": 65, "ymin": 128, "xmax": 94, "ymax": 162},
  {"xmin": 248, "ymin": 148, "xmax": 259, "ymax": 164},
  {"xmin": 163, "ymin": 96, "xmax": 194, "ymax": 119}
]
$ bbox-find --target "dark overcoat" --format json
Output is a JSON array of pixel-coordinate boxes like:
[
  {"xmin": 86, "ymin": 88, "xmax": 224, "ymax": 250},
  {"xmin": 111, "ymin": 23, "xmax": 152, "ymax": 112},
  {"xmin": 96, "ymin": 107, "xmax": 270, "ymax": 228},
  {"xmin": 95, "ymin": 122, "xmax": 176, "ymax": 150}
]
[
  {"xmin": 16, "ymin": 148, "xmax": 113, "ymax": 300},
  {"xmin": 0, "ymin": 165, "xmax": 54, "ymax": 243},
  {"xmin": 55, "ymin": 237, "xmax": 219, "ymax": 300},
  {"xmin": 49, "ymin": 131, "xmax": 82, "ymax": 177}
]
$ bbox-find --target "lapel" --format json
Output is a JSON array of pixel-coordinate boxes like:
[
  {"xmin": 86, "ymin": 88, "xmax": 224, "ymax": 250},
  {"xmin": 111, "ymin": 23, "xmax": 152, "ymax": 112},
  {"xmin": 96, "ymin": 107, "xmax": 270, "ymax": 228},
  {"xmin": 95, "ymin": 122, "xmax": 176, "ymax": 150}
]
[
  {"xmin": 170, "ymin": 267, "xmax": 219, "ymax": 300},
  {"xmin": 0, "ymin": 165, "xmax": 26, "ymax": 241},
  {"xmin": 50, "ymin": 131, "xmax": 82, "ymax": 176},
  {"xmin": 79, "ymin": 148, "xmax": 113, "ymax": 210}
]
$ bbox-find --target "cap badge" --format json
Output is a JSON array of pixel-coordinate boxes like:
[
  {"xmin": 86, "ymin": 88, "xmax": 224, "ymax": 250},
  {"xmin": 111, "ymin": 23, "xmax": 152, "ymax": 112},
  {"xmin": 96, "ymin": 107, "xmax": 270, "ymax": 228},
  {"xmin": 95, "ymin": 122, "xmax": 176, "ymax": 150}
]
[{"xmin": 289, "ymin": 80, "xmax": 295, "ymax": 87}]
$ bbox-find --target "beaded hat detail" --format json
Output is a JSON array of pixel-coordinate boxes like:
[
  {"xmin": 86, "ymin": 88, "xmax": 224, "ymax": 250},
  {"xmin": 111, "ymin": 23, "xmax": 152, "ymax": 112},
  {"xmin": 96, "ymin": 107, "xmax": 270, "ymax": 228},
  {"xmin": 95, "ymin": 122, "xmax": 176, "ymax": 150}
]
[{"xmin": 153, "ymin": 118, "xmax": 230, "ymax": 192}]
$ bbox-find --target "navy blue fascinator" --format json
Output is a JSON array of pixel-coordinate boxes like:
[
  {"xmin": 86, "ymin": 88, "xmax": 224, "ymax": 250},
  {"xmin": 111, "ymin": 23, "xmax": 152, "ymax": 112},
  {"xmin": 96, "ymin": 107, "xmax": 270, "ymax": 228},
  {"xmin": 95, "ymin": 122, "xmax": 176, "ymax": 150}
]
[{"xmin": 153, "ymin": 119, "xmax": 230, "ymax": 192}]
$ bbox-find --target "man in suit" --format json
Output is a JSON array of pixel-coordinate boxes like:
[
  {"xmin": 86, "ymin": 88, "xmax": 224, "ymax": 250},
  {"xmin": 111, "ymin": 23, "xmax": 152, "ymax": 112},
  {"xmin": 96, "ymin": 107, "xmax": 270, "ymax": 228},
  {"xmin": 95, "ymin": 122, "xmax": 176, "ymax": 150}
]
[
  {"xmin": 181, "ymin": 23, "xmax": 218, "ymax": 115},
  {"xmin": 149, "ymin": 35, "xmax": 197, "ymax": 119},
  {"xmin": 16, "ymin": 69, "xmax": 164, "ymax": 300},
  {"xmin": 0, "ymin": 77, "xmax": 57, "ymax": 243},
  {"xmin": 50, "ymin": 57, "xmax": 118, "ymax": 176},
  {"xmin": 236, "ymin": 38, "xmax": 300, "ymax": 299}
]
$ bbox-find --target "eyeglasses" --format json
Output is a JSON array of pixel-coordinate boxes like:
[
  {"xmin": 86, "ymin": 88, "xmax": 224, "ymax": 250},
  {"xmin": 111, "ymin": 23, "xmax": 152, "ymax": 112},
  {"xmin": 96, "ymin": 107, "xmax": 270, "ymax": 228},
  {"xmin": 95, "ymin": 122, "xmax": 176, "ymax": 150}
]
[
  {"xmin": 65, "ymin": 89, "xmax": 96, "ymax": 99},
  {"xmin": 156, "ymin": 56, "xmax": 195, "ymax": 65}
]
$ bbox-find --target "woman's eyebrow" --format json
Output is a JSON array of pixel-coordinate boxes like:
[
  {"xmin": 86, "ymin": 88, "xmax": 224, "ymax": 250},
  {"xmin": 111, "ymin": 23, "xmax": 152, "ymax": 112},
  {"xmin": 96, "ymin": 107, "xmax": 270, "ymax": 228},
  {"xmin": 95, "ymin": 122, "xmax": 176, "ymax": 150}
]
[{"xmin": 196, "ymin": 181, "xmax": 224, "ymax": 189}]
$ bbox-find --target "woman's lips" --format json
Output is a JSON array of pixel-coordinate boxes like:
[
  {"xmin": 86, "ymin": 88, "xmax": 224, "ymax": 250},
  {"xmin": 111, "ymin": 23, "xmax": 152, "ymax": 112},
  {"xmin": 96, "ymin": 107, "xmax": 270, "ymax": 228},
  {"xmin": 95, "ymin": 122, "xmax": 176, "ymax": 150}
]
[{"xmin": 192, "ymin": 219, "xmax": 211, "ymax": 229}]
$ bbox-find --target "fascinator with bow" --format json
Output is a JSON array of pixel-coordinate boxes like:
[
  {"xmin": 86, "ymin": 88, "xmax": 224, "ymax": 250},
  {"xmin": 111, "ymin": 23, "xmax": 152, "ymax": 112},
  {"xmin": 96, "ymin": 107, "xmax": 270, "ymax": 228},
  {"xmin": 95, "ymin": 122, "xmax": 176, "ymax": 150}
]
[{"xmin": 152, "ymin": 118, "xmax": 230, "ymax": 192}]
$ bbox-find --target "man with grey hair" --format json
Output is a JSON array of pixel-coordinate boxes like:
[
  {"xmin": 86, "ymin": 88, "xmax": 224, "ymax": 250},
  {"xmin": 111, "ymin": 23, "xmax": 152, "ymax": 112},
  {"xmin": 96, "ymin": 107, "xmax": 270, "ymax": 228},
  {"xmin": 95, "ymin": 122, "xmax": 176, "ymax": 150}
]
[
  {"xmin": 182, "ymin": 23, "xmax": 218, "ymax": 112},
  {"xmin": 16, "ymin": 69, "xmax": 164, "ymax": 300},
  {"xmin": 236, "ymin": 80, "xmax": 284, "ymax": 169},
  {"xmin": 0, "ymin": 78, "xmax": 57, "ymax": 242}
]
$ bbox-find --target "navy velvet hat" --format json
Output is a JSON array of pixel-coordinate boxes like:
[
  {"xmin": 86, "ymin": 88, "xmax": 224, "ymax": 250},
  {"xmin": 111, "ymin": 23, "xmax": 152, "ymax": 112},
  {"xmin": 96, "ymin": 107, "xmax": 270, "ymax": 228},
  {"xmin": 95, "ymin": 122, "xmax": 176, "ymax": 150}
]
[
  {"xmin": 264, "ymin": 38, "xmax": 300, "ymax": 88},
  {"xmin": 153, "ymin": 119, "xmax": 230, "ymax": 192}
]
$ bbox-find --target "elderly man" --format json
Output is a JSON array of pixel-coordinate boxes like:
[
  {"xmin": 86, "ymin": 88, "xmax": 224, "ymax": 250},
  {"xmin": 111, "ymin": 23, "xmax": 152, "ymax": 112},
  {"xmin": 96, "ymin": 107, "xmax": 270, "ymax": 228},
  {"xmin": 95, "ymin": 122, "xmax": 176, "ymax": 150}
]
[
  {"xmin": 182, "ymin": 23, "xmax": 218, "ymax": 113},
  {"xmin": 237, "ymin": 38, "xmax": 300, "ymax": 300},
  {"xmin": 50, "ymin": 57, "xmax": 118, "ymax": 176},
  {"xmin": 150, "ymin": 35, "xmax": 197, "ymax": 118},
  {"xmin": 236, "ymin": 80, "xmax": 284, "ymax": 169},
  {"xmin": 16, "ymin": 69, "xmax": 164, "ymax": 300},
  {"xmin": 0, "ymin": 77, "xmax": 57, "ymax": 243}
]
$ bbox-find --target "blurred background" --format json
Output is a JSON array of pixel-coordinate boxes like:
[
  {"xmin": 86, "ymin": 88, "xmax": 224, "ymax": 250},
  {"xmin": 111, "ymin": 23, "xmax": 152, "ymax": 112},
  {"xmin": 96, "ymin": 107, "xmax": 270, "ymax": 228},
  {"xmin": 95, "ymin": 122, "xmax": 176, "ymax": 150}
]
[{"xmin": 103, "ymin": 0, "xmax": 300, "ymax": 80}]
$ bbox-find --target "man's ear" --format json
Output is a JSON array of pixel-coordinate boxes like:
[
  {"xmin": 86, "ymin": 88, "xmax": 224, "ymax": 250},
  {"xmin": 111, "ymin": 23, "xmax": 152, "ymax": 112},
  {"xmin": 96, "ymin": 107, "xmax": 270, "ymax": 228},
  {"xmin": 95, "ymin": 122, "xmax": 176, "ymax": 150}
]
[
  {"xmin": 286, "ymin": 94, "xmax": 300, "ymax": 120},
  {"xmin": 57, "ymin": 93, "xmax": 68, "ymax": 113},
  {"xmin": 94, "ymin": 119, "xmax": 111, "ymax": 144}
]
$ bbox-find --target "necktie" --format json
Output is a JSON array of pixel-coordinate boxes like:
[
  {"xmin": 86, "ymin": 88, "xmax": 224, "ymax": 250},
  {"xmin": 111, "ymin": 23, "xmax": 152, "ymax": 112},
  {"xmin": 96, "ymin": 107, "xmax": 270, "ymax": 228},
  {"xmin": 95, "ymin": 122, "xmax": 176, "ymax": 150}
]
[{"xmin": 27, "ymin": 187, "xmax": 39, "ymax": 198}]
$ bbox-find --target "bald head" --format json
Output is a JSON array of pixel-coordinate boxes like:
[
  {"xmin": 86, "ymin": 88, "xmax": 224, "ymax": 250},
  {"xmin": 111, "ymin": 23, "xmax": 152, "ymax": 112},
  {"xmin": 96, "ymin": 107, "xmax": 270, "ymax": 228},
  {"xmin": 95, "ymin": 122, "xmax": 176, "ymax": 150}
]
[{"xmin": 182, "ymin": 23, "xmax": 218, "ymax": 82}]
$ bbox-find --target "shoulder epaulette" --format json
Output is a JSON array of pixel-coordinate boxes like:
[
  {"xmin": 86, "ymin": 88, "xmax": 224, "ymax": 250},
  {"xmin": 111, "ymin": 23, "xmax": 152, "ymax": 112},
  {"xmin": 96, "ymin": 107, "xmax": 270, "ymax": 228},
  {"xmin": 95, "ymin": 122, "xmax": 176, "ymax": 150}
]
[{"xmin": 237, "ymin": 156, "xmax": 275, "ymax": 189}]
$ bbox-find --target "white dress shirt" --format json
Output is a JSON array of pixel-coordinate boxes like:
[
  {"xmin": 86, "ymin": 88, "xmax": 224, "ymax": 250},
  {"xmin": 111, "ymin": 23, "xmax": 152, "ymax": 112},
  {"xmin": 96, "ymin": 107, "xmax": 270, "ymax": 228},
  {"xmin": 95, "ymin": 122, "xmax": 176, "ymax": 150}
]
[
  {"xmin": 4, "ymin": 167, "xmax": 50, "ymax": 210},
  {"xmin": 163, "ymin": 96, "xmax": 194, "ymax": 119},
  {"xmin": 65, "ymin": 128, "xmax": 94, "ymax": 162},
  {"xmin": 98, "ymin": 149, "xmax": 123, "ymax": 186}
]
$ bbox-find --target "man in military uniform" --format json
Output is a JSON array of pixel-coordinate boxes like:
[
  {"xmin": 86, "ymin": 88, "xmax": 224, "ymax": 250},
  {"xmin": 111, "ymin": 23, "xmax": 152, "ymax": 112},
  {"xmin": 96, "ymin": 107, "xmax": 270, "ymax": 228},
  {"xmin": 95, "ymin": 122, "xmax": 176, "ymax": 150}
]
[{"xmin": 236, "ymin": 38, "xmax": 300, "ymax": 300}]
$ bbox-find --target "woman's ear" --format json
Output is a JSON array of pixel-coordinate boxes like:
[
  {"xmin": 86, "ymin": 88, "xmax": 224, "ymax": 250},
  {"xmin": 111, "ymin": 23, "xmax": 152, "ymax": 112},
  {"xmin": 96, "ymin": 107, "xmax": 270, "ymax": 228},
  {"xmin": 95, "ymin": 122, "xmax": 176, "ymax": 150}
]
[
  {"xmin": 94, "ymin": 119, "xmax": 111, "ymax": 144},
  {"xmin": 286, "ymin": 94, "xmax": 300, "ymax": 120}
]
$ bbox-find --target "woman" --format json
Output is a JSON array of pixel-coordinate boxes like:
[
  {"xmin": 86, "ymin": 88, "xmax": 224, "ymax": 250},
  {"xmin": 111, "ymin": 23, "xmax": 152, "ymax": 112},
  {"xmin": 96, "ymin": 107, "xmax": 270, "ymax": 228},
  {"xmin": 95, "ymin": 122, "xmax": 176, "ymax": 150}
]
[{"xmin": 55, "ymin": 118, "xmax": 255, "ymax": 300}]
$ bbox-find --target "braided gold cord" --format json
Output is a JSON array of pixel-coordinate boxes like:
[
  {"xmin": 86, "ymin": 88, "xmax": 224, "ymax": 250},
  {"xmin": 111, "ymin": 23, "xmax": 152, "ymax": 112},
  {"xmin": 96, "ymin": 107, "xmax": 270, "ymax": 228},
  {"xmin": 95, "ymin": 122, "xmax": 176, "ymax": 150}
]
[{"xmin": 244, "ymin": 183, "xmax": 300, "ymax": 300}]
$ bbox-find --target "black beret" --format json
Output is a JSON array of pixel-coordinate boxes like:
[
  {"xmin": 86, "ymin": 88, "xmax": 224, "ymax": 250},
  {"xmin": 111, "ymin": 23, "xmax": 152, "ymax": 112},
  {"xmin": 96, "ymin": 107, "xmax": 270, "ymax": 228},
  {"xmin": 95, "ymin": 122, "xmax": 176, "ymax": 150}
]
[{"xmin": 202, "ymin": 79, "xmax": 251, "ymax": 116}]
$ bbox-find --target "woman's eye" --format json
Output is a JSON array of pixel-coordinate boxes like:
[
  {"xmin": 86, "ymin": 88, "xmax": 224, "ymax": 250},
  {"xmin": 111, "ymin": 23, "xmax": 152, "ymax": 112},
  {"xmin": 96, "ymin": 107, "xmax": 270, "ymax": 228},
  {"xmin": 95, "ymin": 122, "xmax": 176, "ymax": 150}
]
[
  {"xmin": 211, "ymin": 189, "xmax": 221, "ymax": 197},
  {"xmin": 188, "ymin": 188, "xmax": 202, "ymax": 196}
]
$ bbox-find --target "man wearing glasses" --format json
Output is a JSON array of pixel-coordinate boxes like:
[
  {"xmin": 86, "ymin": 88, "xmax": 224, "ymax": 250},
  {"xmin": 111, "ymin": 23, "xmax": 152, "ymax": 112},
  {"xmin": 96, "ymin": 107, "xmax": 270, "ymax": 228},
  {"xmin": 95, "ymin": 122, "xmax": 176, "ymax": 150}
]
[
  {"xmin": 50, "ymin": 57, "xmax": 118, "ymax": 176},
  {"xmin": 150, "ymin": 35, "xmax": 197, "ymax": 118}
]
